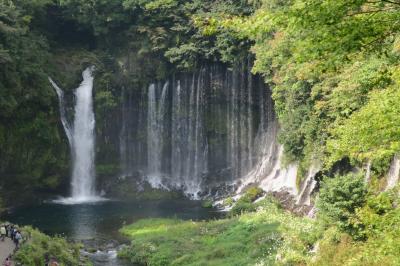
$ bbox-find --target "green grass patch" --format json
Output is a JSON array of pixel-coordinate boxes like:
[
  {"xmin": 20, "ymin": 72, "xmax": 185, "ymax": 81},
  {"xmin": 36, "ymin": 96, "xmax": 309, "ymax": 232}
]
[{"xmin": 119, "ymin": 199, "xmax": 315, "ymax": 266}]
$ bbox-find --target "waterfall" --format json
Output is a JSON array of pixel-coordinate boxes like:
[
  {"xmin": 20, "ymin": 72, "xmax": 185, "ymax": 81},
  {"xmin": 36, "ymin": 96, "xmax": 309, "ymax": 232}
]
[
  {"xmin": 227, "ymin": 67, "xmax": 241, "ymax": 179},
  {"xmin": 170, "ymin": 72, "xmax": 208, "ymax": 197},
  {"xmin": 71, "ymin": 67, "xmax": 96, "ymax": 200},
  {"xmin": 386, "ymin": 155, "xmax": 400, "ymax": 190},
  {"xmin": 192, "ymin": 70, "xmax": 208, "ymax": 193},
  {"xmin": 226, "ymin": 60, "xmax": 261, "ymax": 180},
  {"xmin": 119, "ymin": 62, "xmax": 302, "ymax": 199},
  {"xmin": 51, "ymin": 67, "xmax": 101, "ymax": 204},
  {"xmin": 120, "ymin": 87, "xmax": 146, "ymax": 177},
  {"xmin": 237, "ymin": 143, "xmax": 298, "ymax": 196},
  {"xmin": 147, "ymin": 82, "xmax": 169, "ymax": 187},
  {"xmin": 246, "ymin": 66, "xmax": 254, "ymax": 172},
  {"xmin": 234, "ymin": 69, "xmax": 298, "ymax": 195},
  {"xmin": 171, "ymin": 79, "xmax": 184, "ymax": 182},
  {"xmin": 296, "ymin": 164, "xmax": 320, "ymax": 205},
  {"xmin": 49, "ymin": 78, "xmax": 73, "ymax": 147},
  {"xmin": 147, "ymin": 84, "xmax": 161, "ymax": 176},
  {"xmin": 364, "ymin": 160, "xmax": 372, "ymax": 183},
  {"xmin": 119, "ymin": 87, "xmax": 129, "ymax": 177}
]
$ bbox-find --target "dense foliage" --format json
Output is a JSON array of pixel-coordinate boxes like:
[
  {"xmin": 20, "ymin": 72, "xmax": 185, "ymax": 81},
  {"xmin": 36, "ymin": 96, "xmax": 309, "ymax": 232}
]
[
  {"xmin": 312, "ymin": 182, "xmax": 400, "ymax": 265},
  {"xmin": 229, "ymin": 186, "xmax": 264, "ymax": 216},
  {"xmin": 13, "ymin": 226, "xmax": 84, "ymax": 265},
  {"xmin": 209, "ymin": 0, "xmax": 400, "ymax": 174},
  {"xmin": 0, "ymin": 0, "xmax": 69, "ymax": 203},
  {"xmin": 316, "ymin": 174, "xmax": 367, "ymax": 236}
]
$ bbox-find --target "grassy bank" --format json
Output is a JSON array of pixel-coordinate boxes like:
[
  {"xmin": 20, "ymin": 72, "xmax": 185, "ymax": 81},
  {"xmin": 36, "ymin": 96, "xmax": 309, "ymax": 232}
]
[
  {"xmin": 119, "ymin": 175, "xmax": 400, "ymax": 266},
  {"xmin": 119, "ymin": 198, "xmax": 315, "ymax": 266}
]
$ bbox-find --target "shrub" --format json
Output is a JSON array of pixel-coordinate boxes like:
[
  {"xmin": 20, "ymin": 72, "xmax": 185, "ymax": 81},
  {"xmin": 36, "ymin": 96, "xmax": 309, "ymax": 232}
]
[
  {"xmin": 313, "ymin": 204, "xmax": 400, "ymax": 265},
  {"xmin": 223, "ymin": 197, "xmax": 234, "ymax": 207},
  {"xmin": 228, "ymin": 187, "xmax": 264, "ymax": 216},
  {"xmin": 367, "ymin": 192, "xmax": 393, "ymax": 215},
  {"xmin": 241, "ymin": 187, "xmax": 264, "ymax": 202},
  {"xmin": 316, "ymin": 174, "xmax": 367, "ymax": 236},
  {"xmin": 229, "ymin": 200, "xmax": 256, "ymax": 216},
  {"xmin": 14, "ymin": 227, "xmax": 83, "ymax": 266},
  {"xmin": 202, "ymin": 199, "xmax": 213, "ymax": 208}
]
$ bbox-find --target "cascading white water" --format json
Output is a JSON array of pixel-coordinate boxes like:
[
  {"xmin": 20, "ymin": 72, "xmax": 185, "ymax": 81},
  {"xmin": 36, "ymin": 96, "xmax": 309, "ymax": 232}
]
[
  {"xmin": 147, "ymin": 82, "xmax": 169, "ymax": 187},
  {"xmin": 232, "ymin": 70, "xmax": 300, "ymax": 196},
  {"xmin": 246, "ymin": 68, "xmax": 254, "ymax": 172},
  {"xmin": 49, "ymin": 78, "xmax": 73, "ymax": 147},
  {"xmin": 364, "ymin": 160, "xmax": 372, "ymax": 183},
  {"xmin": 227, "ymin": 68, "xmax": 241, "ymax": 179},
  {"xmin": 119, "ymin": 62, "xmax": 314, "ymax": 200},
  {"xmin": 171, "ymin": 80, "xmax": 184, "ymax": 183},
  {"xmin": 119, "ymin": 87, "xmax": 129, "ymax": 177},
  {"xmin": 147, "ymin": 84, "xmax": 160, "ymax": 175},
  {"xmin": 237, "ymin": 143, "xmax": 299, "ymax": 196},
  {"xmin": 71, "ymin": 67, "xmax": 96, "ymax": 200},
  {"xmin": 170, "ymin": 73, "xmax": 208, "ymax": 197},
  {"xmin": 191, "ymin": 71, "xmax": 208, "ymax": 194},
  {"xmin": 51, "ymin": 67, "xmax": 102, "ymax": 204},
  {"xmin": 386, "ymin": 155, "xmax": 400, "ymax": 190},
  {"xmin": 227, "ymin": 64, "xmax": 257, "ymax": 180},
  {"xmin": 296, "ymin": 164, "xmax": 320, "ymax": 205}
]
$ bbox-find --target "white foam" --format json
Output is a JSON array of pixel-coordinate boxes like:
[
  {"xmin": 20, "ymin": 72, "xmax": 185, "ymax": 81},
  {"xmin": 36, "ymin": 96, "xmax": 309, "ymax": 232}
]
[
  {"xmin": 146, "ymin": 174, "xmax": 168, "ymax": 190},
  {"xmin": 238, "ymin": 146, "xmax": 298, "ymax": 195},
  {"xmin": 52, "ymin": 196, "xmax": 108, "ymax": 205}
]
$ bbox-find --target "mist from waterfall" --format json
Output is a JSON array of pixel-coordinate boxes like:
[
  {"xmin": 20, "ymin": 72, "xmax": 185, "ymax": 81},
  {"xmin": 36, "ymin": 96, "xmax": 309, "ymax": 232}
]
[{"xmin": 51, "ymin": 67, "xmax": 101, "ymax": 204}]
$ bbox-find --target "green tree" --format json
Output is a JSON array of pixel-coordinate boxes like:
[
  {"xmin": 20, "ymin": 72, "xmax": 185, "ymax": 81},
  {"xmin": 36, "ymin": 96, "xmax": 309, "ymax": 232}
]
[{"xmin": 317, "ymin": 174, "xmax": 367, "ymax": 237}]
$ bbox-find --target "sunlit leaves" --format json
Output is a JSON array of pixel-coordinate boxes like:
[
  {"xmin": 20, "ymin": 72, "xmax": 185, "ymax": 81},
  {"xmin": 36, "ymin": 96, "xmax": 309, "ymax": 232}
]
[
  {"xmin": 328, "ymin": 85, "xmax": 400, "ymax": 165},
  {"xmin": 217, "ymin": 0, "xmax": 400, "ymax": 168}
]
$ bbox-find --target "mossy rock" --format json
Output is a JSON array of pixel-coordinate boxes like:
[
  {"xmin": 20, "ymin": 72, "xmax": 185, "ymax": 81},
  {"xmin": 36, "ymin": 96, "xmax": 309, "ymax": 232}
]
[
  {"xmin": 241, "ymin": 187, "xmax": 264, "ymax": 202},
  {"xmin": 223, "ymin": 197, "xmax": 234, "ymax": 207},
  {"xmin": 202, "ymin": 199, "xmax": 213, "ymax": 208}
]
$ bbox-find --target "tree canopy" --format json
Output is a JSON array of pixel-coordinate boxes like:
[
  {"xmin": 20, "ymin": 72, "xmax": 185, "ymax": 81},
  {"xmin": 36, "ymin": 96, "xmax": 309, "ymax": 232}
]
[{"xmin": 207, "ymin": 0, "xmax": 400, "ymax": 174}]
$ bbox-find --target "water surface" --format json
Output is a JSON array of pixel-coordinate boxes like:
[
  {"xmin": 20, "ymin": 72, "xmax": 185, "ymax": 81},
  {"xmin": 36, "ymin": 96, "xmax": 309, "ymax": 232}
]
[
  {"xmin": 2, "ymin": 199, "xmax": 221, "ymax": 265},
  {"xmin": 2, "ymin": 199, "xmax": 220, "ymax": 241}
]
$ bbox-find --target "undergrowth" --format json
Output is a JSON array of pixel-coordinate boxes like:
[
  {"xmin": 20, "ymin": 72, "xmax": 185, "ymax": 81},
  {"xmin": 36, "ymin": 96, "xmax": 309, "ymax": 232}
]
[{"xmin": 119, "ymin": 198, "xmax": 315, "ymax": 266}]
